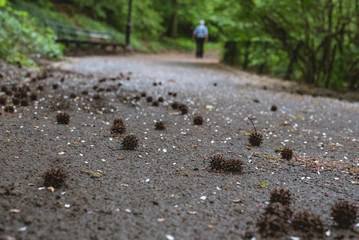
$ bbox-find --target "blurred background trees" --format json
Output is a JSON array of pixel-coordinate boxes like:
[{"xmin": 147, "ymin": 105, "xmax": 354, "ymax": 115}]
[{"xmin": 2, "ymin": 0, "xmax": 358, "ymax": 90}]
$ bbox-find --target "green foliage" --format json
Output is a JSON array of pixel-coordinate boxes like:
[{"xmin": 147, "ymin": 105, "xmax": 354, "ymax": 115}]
[
  {"xmin": 221, "ymin": 0, "xmax": 359, "ymax": 90},
  {"xmin": 0, "ymin": 0, "xmax": 62, "ymax": 66}
]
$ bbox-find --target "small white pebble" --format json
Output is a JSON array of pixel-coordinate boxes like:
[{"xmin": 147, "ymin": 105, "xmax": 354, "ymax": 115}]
[
  {"xmin": 18, "ymin": 226, "xmax": 27, "ymax": 231},
  {"xmin": 166, "ymin": 235, "xmax": 175, "ymax": 240},
  {"xmin": 64, "ymin": 204, "xmax": 70, "ymax": 208}
]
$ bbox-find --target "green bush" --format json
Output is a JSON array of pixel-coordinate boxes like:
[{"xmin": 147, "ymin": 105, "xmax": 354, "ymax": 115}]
[{"xmin": 0, "ymin": 0, "xmax": 62, "ymax": 66}]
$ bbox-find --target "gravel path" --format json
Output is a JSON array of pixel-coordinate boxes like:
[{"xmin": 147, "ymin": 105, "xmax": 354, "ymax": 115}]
[{"xmin": 1, "ymin": 53, "xmax": 358, "ymax": 240}]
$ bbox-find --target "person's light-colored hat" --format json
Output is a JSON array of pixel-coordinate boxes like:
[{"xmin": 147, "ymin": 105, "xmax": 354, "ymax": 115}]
[{"xmin": 200, "ymin": 20, "xmax": 205, "ymax": 25}]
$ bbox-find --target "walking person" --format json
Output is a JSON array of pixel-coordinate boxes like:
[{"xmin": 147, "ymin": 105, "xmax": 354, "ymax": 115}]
[{"xmin": 192, "ymin": 20, "xmax": 208, "ymax": 58}]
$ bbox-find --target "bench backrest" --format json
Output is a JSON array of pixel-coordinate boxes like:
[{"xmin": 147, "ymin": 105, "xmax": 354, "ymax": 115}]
[{"xmin": 44, "ymin": 20, "xmax": 115, "ymax": 43}]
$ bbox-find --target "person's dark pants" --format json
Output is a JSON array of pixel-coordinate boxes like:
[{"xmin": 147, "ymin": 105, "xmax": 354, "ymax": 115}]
[{"xmin": 196, "ymin": 37, "xmax": 205, "ymax": 58}]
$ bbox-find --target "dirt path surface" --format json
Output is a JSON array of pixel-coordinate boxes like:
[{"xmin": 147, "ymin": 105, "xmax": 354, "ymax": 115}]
[{"xmin": 1, "ymin": 53, "xmax": 359, "ymax": 240}]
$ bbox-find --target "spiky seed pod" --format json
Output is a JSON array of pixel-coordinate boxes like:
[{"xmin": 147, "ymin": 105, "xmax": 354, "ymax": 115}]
[
  {"xmin": 171, "ymin": 102, "xmax": 179, "ymax": 110},
  {"xmin": 257, "ymin": 213, "xmax": 288, "ymax": 238},
  {"xmin": 52, "ymin": 84, "xmax": 59, "ymax": 90},
  {"xmin": 153, "ymin": 82, "xmax": 157, "ymax": 86},
  {"xmin": 4, "ymin": 105, "xmax": 14, "ymax": 113},
  {"xmin": 271, "ymin": 105, "xmax": 278, "ymax": 111},
  {"xmin": 213, "ymin": 83, "xmax": 217, "ymax": 86},
  {"xmin": 37, "ymin": 85, "xmax": 44, "ymax": 91},
  {"xmin": 281, "ymin": 147, "xmax": 293, "ymax": 160},
  {"xmin": 14, "ymin": 92, "xmax": 22, "ymax": 99},
  {"xmin": 223, "ymin": 158, "xmax": 243, "ymax": 173},
  {"xmin": 172, "ymin": 93, "xmax": 177, "ymax": 97},
  {"xmin": 30, "ymin": 93, "xmax": 37, "ymax": 101},
  {"xmin": 0, "ymin": 96, "xmax": 6, "ymax": 105},
  {"xmin": 155, "ymin": 121, "xmax": 165, "ymax": 130},
  {"xmin": 56, "ymin": 112, "xmax": 70, "ymax": 124},
  {"xmin": 270, "ymin": 188, "xmax": 292, "ymax": 206},
  {"xmin": 168, "ymin": 92, "xmax": 173, "ymax": 96},
  {"xmin": 331, "ymin": 201, "xmax": 358, "ymax": 228},
  {"xmin": 82, "ymin": 90, "xmax": 88, "ymax": 95},
  {"xmin": 152, "ymin": 101, "xmax": 159, "ymax": 106},
  {"xmin": 12, "ymin": 98, "xmax": 19, "ymax": 105},
  {"xmin": 20, "ymin": 99, "xmax": 29, "ymax": 106},
  {"xmin": 209, "ymin": 154, "xmax": 226, "ymax": 171},
  {"xmin": 114, "ymin": 118, "xmax": 124, "ymax": 125},
  {"xmin": 111, "ymin": 119, "xmax": 126, "ymax": 134},
  {"xmin": 141, "ymin": 92, "xmax": 146, "ymax": 97},
  {"xmin": 133, "ymin": 95, "xmax": 141, "ymax": 101},
  {"xmin": 179, "ymin": 104, "xmax": 188, "ymax": 115},
  {"xmin": 122, "ymin": 135, "xmax": 139, "ymax": 150},
  {"xmin": 146, "ymin": 96, "xmax": 153, "ymax": 102},
  {"xmin": 93, "ymin": 94, "xmax": 101, "ymax": 100},
  {"xmin": 70, "ymin": 93, "xmax": 76, "ymax": 99},
  {"xmin": 43, "ymin": 168, "xmax": 66, "ymax": 188},
  {"xmin": 158, "ymin": 97, "xmax": 164, "ymax": 102},
  {"xmin": 193, "ymin": 116, "xmax": 204, "ymax": 125},
  {"xmin": 292, "ymin": 211, "xmax": 324, "ymax": 235},
  {"xmin": 249, "ymin": 132, "xmax": 263, "ymax": 146},
  {"xmin": 265, "ymin": 202, "xmax": 293, "ymax": 220}
]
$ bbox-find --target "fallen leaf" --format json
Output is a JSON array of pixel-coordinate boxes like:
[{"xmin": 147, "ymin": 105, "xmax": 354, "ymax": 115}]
[
  {"xmin": 257, "ymin": 181, "xmax": 269, "ymax": 188},
  {"xmin": 296, "ymin": 114, "xmax": 304, "ymax": 120},
  {"xmin": 87, "ymin": 171, "xmax": 102, "ymax": 178}
]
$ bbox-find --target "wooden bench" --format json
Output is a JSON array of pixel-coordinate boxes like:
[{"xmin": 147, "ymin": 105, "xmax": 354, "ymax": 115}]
[{"xmin": 44, "ymin": 20, "xmax": 124, "ymax": 53}]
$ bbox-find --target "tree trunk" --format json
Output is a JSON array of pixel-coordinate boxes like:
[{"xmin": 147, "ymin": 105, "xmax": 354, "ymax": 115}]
[
  {"xmin": 284, "ymin": 42, "xmax": 302, "ymax": 80},
  {"xmin": 168, "ymin": 0, "xmax": 179, "ymax": 38},
  {"xmin": 242, "ymin": 41, "xmax": 251, "ymax": 70}
]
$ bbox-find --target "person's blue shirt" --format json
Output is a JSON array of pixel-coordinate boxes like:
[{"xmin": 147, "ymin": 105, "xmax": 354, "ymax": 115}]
[{"xmin": 193, "ymin": 25, "xmax": 208, "ymax": 38}]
